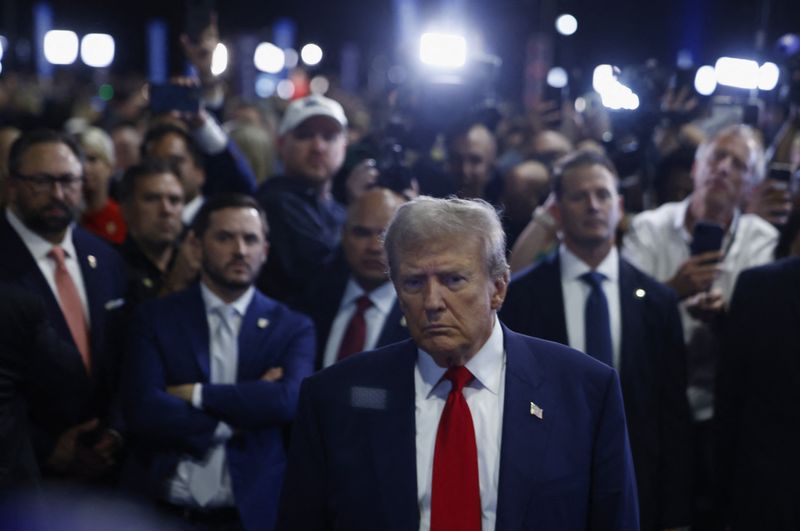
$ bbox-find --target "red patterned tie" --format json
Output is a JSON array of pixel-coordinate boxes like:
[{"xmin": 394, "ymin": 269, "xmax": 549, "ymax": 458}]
[
  {"xmin": 431, "ymin": 366, "xmax": 481, "ymax": 531},
  {"xmin": 336, "ymin": 295, "xmax": 373, "ymax": 361},
  {"xmin": 49, "ymin": 246, "xmax": 91, "ymax": 374}
]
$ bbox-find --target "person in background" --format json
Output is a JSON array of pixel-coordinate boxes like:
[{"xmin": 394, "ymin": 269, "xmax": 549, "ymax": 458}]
[{"xmin": 77, "ymin": 127, "xmax": 127, "ymax": 244}]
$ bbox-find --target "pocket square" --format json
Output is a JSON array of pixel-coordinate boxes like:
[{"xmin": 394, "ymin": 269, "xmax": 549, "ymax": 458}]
[
  {"xmin": 350, "ymin": 386, "xmax": 387, "ymax": 410},
  {"xmin": 104, "ymin": 298, "xmax": 125, "ymax": 311}
]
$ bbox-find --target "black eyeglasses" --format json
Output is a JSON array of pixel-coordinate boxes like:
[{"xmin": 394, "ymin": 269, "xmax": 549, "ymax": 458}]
[{"xmin": 11, "ymin": 173, "xmax": 85, "ymax": 193}]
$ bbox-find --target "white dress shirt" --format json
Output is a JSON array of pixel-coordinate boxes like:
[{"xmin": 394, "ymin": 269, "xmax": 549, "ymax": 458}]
[
  {"xmin": 166, "ymin": 283, "xmax": 254, "ymax": 508},
  {"xmin": 322, "ymin": 278, "xmax": 397, "ymax": 368},
  {"xmin": 6, "ymin": 208, "xmax": 90, "ymax": 323},
  {"xmin": 559, "ymin": 244, "xmax": 622, "ymax": 370},
  {"xmin": 415, "ymin": 316, "xmax": 505, "ymax": 531}
]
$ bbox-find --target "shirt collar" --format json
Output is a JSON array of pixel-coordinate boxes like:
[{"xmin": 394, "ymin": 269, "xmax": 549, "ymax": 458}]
[
  {"xmin": 559, "ymin": 243, "xmax": 619, "ymax": 282},
  {"xmin": 6, "ymin": 208, "xmax": 76, "ymax": 262},
  {"xmin": 200, "ymin": 282, "xmax": 255, "ymax": 317},
  {"xmin": 342, "ymin": 277, "xmax": 397, "ymax": 315},
  {"xmin": 417, "ymin": 315, "xmax": 505, "ymax": 398}
]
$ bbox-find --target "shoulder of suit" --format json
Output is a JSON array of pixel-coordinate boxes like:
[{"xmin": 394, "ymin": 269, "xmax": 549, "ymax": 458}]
[{"xmin": 509, "ymin": 329, "xmax": 615, "ymax": 379}]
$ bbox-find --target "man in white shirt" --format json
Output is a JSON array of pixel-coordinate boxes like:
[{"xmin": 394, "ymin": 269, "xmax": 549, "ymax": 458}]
[
  {"xmin": 123, "ymin": 194, "xmax": 315, "ymax": 530},
  {"xmin": 502, "ymin": 150, "xmax": 692, "ymax": 530},
  {"xmin": 279, "ymin": 196, "xmax": 638, "ymax": 530},
  {"xmin": 301, "ymin": 187, "xmax": 409, "ymax": 369}
]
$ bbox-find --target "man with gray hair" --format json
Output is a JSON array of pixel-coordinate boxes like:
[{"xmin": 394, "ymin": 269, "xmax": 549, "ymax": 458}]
[
  {"xmin": 622, "ymin": 123, "xmax": 778, "ymax": 526},
  {"xmin": 279, "ymin": 196, "xmax": 639, "ymax": 530}
]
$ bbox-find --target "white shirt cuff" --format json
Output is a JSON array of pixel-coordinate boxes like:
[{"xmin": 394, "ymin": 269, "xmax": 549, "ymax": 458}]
[
  {"xmin": 213, "ymin": 421, "xmax": 234, "ymax": 441},
  {"xmin": 193, "ymin": 114, "xmax": 228, "ymax": 155},
  {"xmin": 191, "ymin": 383, "xmax": 203, "ymax": 408}
]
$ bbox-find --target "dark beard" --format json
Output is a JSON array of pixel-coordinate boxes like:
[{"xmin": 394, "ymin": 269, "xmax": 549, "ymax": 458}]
[
  {"xmin": 20, "ymin": 202, "xmax": 76, "ymax": 237},
  {"xmin": 202, "ymin": 259, "xmax": 256, "ymax": 292}
]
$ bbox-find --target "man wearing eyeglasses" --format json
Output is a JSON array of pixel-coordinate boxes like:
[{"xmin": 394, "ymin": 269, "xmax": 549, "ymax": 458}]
[{"xmin": 0, "ymin": 129, "xmax": 128, "ymax": 484}]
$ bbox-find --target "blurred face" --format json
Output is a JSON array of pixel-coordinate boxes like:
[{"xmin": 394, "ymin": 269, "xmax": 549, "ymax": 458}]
[
  {"xmin": 147, "ymin": 132, "xmax": 205, "ymax": 201},
  {"xmin": 555, "ymin": 164, "xmax": 622, "ymax": 251},
  {"xmin": 692, "ymin": 132, "xmax": 757, "ymax": 214},
  {"xmin": 279, "ymin": 116, "xmax": 346, "ymax": 186},
  {"xmin": 111, "ymin": 126, "xmax": 141, "ymax": 173},
  {"xmin": 124, "ymin": 172, "xmax": 184, "ymax": 248},
  {"xmin": 342, "ymin": 189, "xmax": 403, "ymax": 291},
  {"xmin": 393, "ymin": 236, "xmax": 508, "ymax": 367},
  {"xmin": 83, "ymin": 147, "xmax": 113, "ymax": 197},
  {"xmin": 8, "ymin": 142, "xmax": 84, "ymax": 242},
  {"xmin": 198, "ymin": 207, "xmax": 268, "ymax": 298},
  {"xmin": 449, "ymin": 126, "xmax": 496, "ymax": 198}
]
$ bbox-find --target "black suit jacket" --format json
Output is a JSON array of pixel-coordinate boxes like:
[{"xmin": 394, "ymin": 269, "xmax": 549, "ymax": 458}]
[
  {"xmin": 501, "ymin": 251, "xmax": 692, "ymax": 530},
  {"xmin": 716, "ymin": 257, "xmax": 800, "ymax": 530},
  {"xmin": 298, "ymin": 256, "xmax": 409, "ymax": 369},
  {"xmin": 0, "ymin": 214, "xmax": 128, "ymax": 459},
  {"xmin": 0, "ymin": 284, "xmax": 85, "ymax": 489}
]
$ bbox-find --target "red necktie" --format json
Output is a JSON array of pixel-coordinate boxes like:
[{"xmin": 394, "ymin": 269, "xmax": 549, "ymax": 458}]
[
  {"xmin": 336, "ymin": 295, "xmax": 373, "ymax": 361},
  {"xmin": 431, "ymin": 366, "xmax": 481, "ymax": 531},
  {"xmin": 49, "ymin": 246, "xmax": 91, "ymax": 374}
]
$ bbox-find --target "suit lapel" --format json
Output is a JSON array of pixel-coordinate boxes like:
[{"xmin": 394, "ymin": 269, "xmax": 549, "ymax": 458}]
[
  {"xmin": 377, "ymin": 299, "xmax": 408, "ymax": 347},
  {"xmin": 496, "ymin": 328, "xmax": 551, "ymax": 530},
  {"xmin": 236, "ymin": 292, "xmax": 277, "ymax": 379},
  {"xmin": 72, "ymin": 229, "xmax": 106, "ymax": 366},
  {"xmin": 367, "ymin": 342, "xmax": 419, "ymax": 530},
  {"xmin": 536, "ymin": 254, "xmax": 569, "ymax": 344},
  {"xmin": 617, "ymin": 260, "xmax": 642, "ymax": 388},
  {"xmin": 184, "ymin": 285, "xmax": 212, "ymax": 380}
]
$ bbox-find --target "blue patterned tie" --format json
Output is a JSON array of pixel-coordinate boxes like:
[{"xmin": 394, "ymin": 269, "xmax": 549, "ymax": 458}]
[{"xmin": 580, "ymin": 271, "xmax": 613, "ymax": 367}]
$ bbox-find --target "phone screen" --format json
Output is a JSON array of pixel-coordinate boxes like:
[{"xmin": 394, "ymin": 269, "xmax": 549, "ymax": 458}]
[
  {"xmin": 690, "ymin": 221, "xmax": 725, "ymax": 256},
  {"xmin": 149, "ymin": 84, "xmax": 201, "ymax": 114}
]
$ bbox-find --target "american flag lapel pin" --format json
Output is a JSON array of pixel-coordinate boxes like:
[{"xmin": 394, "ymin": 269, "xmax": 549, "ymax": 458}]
[
  {"xmin": 257, "ymin": 318, "xmax": 269, "ymax": 329},
  {"xmin": 530, "ymin": 401, "xmax": 543, "ymax": 419},
  {"xmin": 87, "ymin": 255, "xmax": 97, "ymax": 269}
]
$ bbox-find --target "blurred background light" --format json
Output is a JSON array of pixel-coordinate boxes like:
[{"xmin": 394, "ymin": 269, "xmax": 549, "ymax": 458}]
[
  {"xmin": 714, "ymin": 57, "xmax": 759, "ymax": 89},
  {"xmin": 254, "ymin": 42, "xmax": 285, "ymax": 73},
  {"xmin": 547, "ymin": 66, "xmax": 568, "ymax": 88},
  {"xmin": 309, "ymin": 75, "xmax": 330, "ymax": 94},
  {"xmin": 211, "ymin": 43, "xmax": 228, "ymax": 76},
  {"xmin": 283, "ymin": 48, "xmax": 299, "ymax": 69},
  {"xmin": 276, "ymin": 79, "xmax": 295, "ymax": 99},
  {"xmin": 255, "ymin": 75, "xmax": 277, "ymax": 98},
  {"xmin": 694, "ymin": 65, "xmax": 717, "ymax": 95},
  {"xmin": 758, "ymin": 61, "xmax": 780, "ymax": 91},
  {"xmin": 300, "ymin": 43, "xmax": 323, "ymax": 66},
  {"xmin": 80, "ymin": 33, "xmax": 115, "ymax": 68},
  {"xmin": 44, "ymin": 30, "xmax": 79, "ymax": 65},
  {"xmin": 419, "ymin": 32, "xmax": 466, "ymax": 68},
  {"xmin": 555, "ymin": 14, "xmax": 578, "ymax": 36},
  {"xmin": 593, "ymin": 64, "xmax": 639, "ymax": 110}
]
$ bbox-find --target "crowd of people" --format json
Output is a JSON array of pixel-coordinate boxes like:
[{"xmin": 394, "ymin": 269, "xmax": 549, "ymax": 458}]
[{"xmin": 0, "ymin": 14, "xmax": 799, "ymax": 531}]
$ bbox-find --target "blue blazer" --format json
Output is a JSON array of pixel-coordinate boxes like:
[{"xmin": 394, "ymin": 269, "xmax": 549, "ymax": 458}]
[
  {"xmin": 0, "ymin": 215, "xmax": 127, "ymax": 445},
  {"xmin": 298, "ymin": 255, "xmax": 409, "ymax": 369},
  {"xmin": 501, "ymin": 251, "xmax": 692, "ymax": 530},
  {"xmin": 122, "ymin": 284, "xmax": 316, "ymax": 531},
  {"xmin": 277, "ymin": 325, "xmax": 639, "ymax": 531}
]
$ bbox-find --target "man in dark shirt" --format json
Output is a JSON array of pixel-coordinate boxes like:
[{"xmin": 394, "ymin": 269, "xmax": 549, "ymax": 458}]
[{"xmin": 256, "ymin": 94, "xmax": 348, "ymax": 303}]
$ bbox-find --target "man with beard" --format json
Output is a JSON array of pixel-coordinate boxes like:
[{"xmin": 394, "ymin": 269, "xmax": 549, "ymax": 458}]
[
  {"xmin": 0, "ymin": 129, "xmax": 127, "ymax": 483},
  {"xmin": 122, "ymin": 194, "xmax": 315, "ymax": 531}
]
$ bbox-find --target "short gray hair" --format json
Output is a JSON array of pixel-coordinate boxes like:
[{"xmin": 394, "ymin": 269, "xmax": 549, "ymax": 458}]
[
  {"xmin": 383, "ymin": 196, "xmax": 509, "ymax": 280},
  {"xmin": 77, "ymin": 126, "xmax": 115, "ymax": 167},
  {"xmin": 696, "ymin": 124, "xmax": 765, "ymax": 184}
]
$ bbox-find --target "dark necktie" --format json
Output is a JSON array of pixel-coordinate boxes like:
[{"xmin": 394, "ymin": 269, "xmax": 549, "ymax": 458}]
[
  {"xmin": 580, "ymin": 271, "xmax": 613, "ymax": 367},
  {"xmin": 431, "ymin": 366, "xmax": 481, "ymax": 531},
  {"xmin": 336, "ymin": 295, "xmax": 373, "ymax": 361}
]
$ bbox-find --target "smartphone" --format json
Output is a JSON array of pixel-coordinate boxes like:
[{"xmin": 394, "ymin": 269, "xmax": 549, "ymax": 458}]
[
  {"xmin": 690, "ymin": 221, "xmax": 725, "ymax": 256},
  {"xmin": 149, "ymin": 84, "xmax": 201, "ymax": 114}
]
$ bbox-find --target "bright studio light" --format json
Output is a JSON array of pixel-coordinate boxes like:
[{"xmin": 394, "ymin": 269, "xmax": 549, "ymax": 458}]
[
  {"xmin": 555, "ymin": 14, "xmax": 578, "ymax": 36},
  {"xmin": 547, "ymin": 66, "xmax": 568, "ymax": 88},
  {"xmin": 301, "ymin": 43, "xmax": 323, "ymax": 66},
  {"xmin": 211, "ymin": 43, "xmax": 228, "ymax": 76},
  {"xmin": 593, "ymin": 64, "xmax": 639, "ymax": 110},
  {"xmin": 80, "ymin": 33, "xmax": 115, "ymax": 68},
  {"xmin": 694, "ymin": 65, "xmax": 717, "ymax": 96},
  {"xmin": 758, "ymin": 62, "xmax": 780, "ymax": 91},
  {"xmin": 254, "ymin": 42, "xmax": 285, "ymax": 74},
  {"xmin": 44, "ymin": 30, "xmax": 79, "ymax": 65},
  {"xmin": 714, "ymin": 57, "xmax": 759, "ymax": 90},
  {"xmin": 419, "ymin": 32, "xmax": 467, "ymax": 69}
]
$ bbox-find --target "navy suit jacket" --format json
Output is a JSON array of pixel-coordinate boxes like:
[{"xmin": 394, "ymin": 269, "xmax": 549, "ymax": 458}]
[
  {"xmin": 277, "ymin": 325, "xmax": 639, "ymax": 531},
  {"xmin": 122, "ymin": 283, "xmax": 315, "ymax": 531},
  {"xmin": 298, "ymin": 256, "xmax": 409, "ymax": 369},
  {"xmin": 202, "ymin": 141, "xmax": 258, "ymax": 197},
  {"xmin": 716, "ymin": 257, "xmax": 800, "ymax": 530},
  {"xmin": 500, "ymin": 251, "xmax": 692, "ymax": 530},
  {"xmin": 0, "ymin": 215, "xmax": 127, "ymax": 453}
]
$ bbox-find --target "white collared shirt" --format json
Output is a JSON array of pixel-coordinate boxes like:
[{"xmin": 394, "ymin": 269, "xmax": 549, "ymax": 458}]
[
  {"xmin": 182, "ymin": 195, "xmax": 205, "ymax": 225},
  {"xmin": 166, "ymin": 283, "xmax": 255, "ymax": 508},
  {"xmin": 415, "ymin": 316, "xmax": 505, "ymax": 531},
  {"xmin": 6, "ymin": 208, "xmax": 90, "ymax": 323},
  {"xmin": 559, "ymin": 244, "xmax": 622, "ymax": 370},
  {"xmin": 321, "ymin": 278, "xmax": 398, "ymax": 368}
]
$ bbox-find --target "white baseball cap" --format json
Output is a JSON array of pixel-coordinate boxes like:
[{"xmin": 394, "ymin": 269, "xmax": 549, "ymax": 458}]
[{"xmin": 278, "ymin": 95, "xmax": 348, "ymax": 136}]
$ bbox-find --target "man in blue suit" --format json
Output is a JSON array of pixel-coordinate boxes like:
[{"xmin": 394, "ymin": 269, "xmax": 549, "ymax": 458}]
[
  {"xmin": 299, "ymin": 187, "xmax": 409, "ymax": 369},
  {"xmin": 501, "ymin": 150, "xmax": 692, "ymax": 531},
  {"xmin": 278, "ymin": 196, "xmax": 639, "ymax": 530},
  {"xmin": 0, "ymin": 130, "xmax": 127, "ymax": 481},
  {"xmin": 123, "ymin": 194, "xmax": 315, "ymax": 530}
]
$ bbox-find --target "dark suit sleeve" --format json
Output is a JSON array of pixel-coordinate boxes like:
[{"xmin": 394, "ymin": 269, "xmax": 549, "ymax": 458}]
[
  {"xmin": 276, "ymin": 377, "xmax": 329, "ymax": 530},
  {"xmin": 123, "ymin": 306, "xmax": 218, "ymax": 454},
  {"xmin": 588, "ymin": 369, "xmax": 641, "ymax": 531},
  {"xmin": 200, "ymin": 315, "xmax": 316, "ymax": 429},
  {"xmin": 656, "ymin": 289, "xmax": 693, "ymax": 528},
  {"xmin": 202, "ymin": 142, "xmax": 257, "ymax": 197}
]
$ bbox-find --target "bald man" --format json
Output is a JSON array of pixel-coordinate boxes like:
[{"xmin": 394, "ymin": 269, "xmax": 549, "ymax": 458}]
[
  {"xmin": 448, "ymin": 123, "xmax": 502, "ymax": 201},
  {"xmin": 501, "ymin": 160, "xmax": 551, "ymax": 249},
  {"xmin": 299, "ymin": 187, "xmax": 410, "ymax": 369}
]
